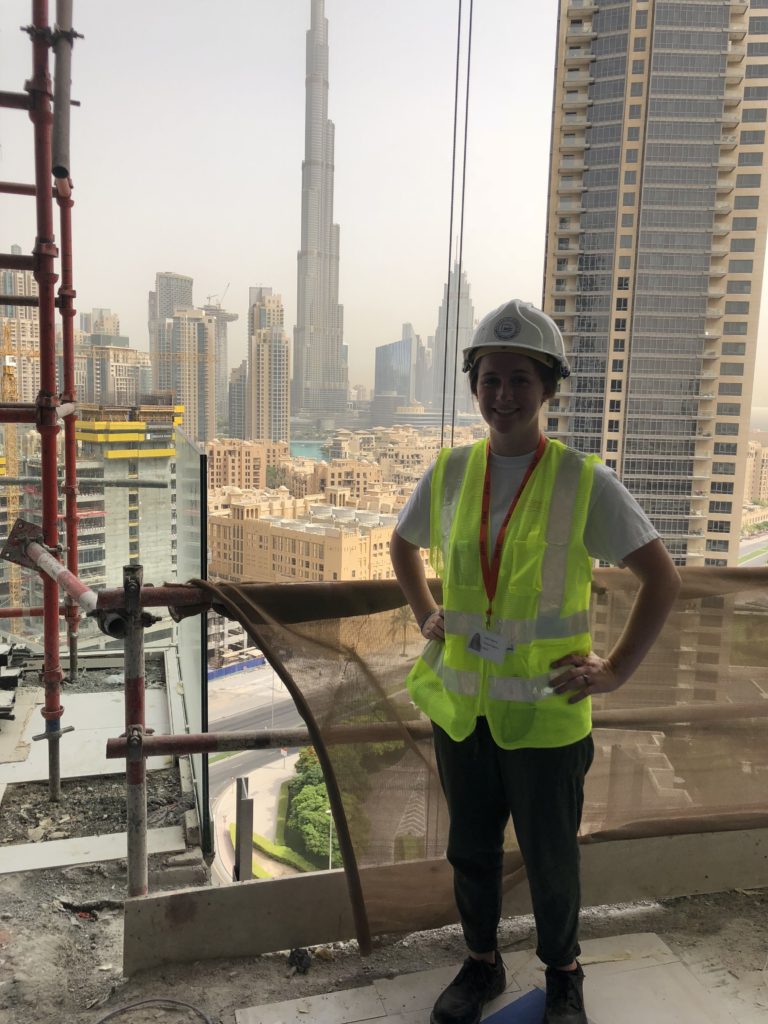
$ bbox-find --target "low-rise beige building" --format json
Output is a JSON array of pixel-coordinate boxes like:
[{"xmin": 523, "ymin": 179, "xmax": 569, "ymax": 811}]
[
  {"xmin": 744, "ymin": 440, "xmax": 768, "ymax": 505},
  {"xmin": 208, "ymin": 488, "xmax": 427, "ymax": 585},
  {"xmin": 206, "ymin": 438, "xmax": 289, "ymax": 491}
]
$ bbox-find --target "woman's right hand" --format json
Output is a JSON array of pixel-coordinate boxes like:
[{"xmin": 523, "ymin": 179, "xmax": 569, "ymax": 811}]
[{"xmin": 420, "ymin": 607, "xmax": 445, "ymax": 641}]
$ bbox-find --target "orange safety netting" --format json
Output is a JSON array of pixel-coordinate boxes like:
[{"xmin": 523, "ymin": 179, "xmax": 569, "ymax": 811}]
[{"xmin": 184, "ymin": 568, "xmax": 768, "ymax": 953}]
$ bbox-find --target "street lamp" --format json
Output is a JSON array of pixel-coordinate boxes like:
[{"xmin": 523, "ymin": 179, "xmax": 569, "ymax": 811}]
[{"xmin": 326, "ymin": 807, "xmax": 333, "ymax": 870}]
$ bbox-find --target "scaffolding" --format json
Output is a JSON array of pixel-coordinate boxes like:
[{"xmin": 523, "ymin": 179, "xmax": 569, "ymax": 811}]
[{"xmin": 0, "ymin": 0, "xmax": 80, "ymax": 800}]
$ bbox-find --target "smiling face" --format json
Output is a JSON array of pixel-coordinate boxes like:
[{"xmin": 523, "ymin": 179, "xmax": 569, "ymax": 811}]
[{"xmin": 472, "ymin": 350, "xmax": 556, "ymax": 456}]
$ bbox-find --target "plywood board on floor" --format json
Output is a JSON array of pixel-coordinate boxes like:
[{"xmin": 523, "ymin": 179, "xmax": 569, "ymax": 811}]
[
  {"xmin": 0, "ymin": 825, "xmax": 185, "ymax": 874},
  {"xmin": 0, "ymin": 689, "xmax": 171, "ymax": 783}
]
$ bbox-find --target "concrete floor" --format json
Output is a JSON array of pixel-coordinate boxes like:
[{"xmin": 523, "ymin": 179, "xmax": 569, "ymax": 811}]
[{"xmin": 234, "ymin": 932, "xmax": 762, "ymax": 1024}]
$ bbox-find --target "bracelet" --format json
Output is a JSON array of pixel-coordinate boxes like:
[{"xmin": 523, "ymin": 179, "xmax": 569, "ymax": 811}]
[{"xmin": 418, "ymin": 608, "xmax": 438, "ymax": 632}]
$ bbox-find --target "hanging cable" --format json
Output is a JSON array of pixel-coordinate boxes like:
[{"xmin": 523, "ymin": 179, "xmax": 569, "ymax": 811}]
[
  {"xmin": 449, "ymin": 0, "xmax": 474, "ymax": 448},
  {"xmin": 439, "ymin": 0, "xmax": 474, "ymax": 448},
  {"xmin": 440, "ymin": 0, "xmax": 464, "ymax": 449}
]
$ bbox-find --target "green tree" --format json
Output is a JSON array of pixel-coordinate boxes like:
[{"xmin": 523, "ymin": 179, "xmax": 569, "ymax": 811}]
[{"xmin": 286, "ymin": 782, "xmax": 341, "ymax": 866}]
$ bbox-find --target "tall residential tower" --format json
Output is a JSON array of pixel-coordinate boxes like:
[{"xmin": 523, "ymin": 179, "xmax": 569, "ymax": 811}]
[
  {"xmin": 544, "ymin": 0, "xmax": 768, "ymax": 567},
  {"xmin": 292, "ymin": 0, "xmax": 348, "ymax": 417},
  {"xmin": 431, "ymin": 262, "xmax": 475, "ymax": 418},
  {"xmin": 248, "ymin": 287, "xmax": 290, "ymax": 444}
]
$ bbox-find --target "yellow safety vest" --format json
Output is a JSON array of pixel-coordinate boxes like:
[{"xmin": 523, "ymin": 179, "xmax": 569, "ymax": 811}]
[{"xmin": 406, "ymin": 437, "xmax": 599, "ymax": 750}]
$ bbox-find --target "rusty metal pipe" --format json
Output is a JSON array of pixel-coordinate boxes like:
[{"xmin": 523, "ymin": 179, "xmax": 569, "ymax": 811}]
[
  {"xmin": 56, "ymin": 161, "xmax": 79, "ymax": 682},
  {"xmin": 0, "ymin": 295, "xmax": 39, "ymax": 306},
  {"xmin": 29, "ymin": 0, "xmax": 64, "ymax": 801},
  {"xmin": 105, "ymin": 701, "xmax": 768, "ymax": 762},
  {"xmin": 0, "ymin": 606, "xmax": 60, "ymax": 618},
  {"xmin": 0, "ymin": 182, "xmax": 58, "ymax": 196},
  {"xmin": 0, "ymin": 252, "xmax": 36, "ymax": 270},
  {"xmin": 123, "ymin": 565, "xmax": 148, "ymax": 897},
  {"xmin": 0, "ymin": 406, "xmax": 37, "ymax": 423},
  {"xmin": 96, "ymin": 583, "xmax": 212, "ymax": 611},
  {"xmin": 0, "ymin": 91, "xmax": 32, "ymax": 110}
]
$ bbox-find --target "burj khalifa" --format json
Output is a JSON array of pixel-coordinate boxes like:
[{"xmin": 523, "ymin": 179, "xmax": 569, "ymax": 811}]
[{"xmin": 292, "ymin": 0, "xmax": 348, "ymax": 417}]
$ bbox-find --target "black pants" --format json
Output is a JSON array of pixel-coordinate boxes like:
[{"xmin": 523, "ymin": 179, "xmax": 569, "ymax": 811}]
[{"xmin": 433, "ymin": 717, "xmax": 594, "ymax": 968}]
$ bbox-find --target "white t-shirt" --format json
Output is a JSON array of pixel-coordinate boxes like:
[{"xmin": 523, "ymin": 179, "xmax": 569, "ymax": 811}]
[{"xmin": 396, "ymin": 446, "xmax": 659, "ymax": 566}]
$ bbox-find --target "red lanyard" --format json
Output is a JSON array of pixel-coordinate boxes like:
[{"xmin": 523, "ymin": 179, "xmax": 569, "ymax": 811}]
[{"xmin": 479, "ymin": 434, "xmax": 547, "ymax": 626}]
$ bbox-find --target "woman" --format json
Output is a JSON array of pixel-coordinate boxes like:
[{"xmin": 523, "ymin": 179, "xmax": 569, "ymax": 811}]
[{"xmin": 389, "ymin": 299, "xmax": 681, "ymax": 1024}]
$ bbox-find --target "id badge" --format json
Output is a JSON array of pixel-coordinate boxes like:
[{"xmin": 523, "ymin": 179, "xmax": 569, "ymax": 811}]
[{"xmin": 466, "ymin": 629, "xmax": 509, "ymax": 665}]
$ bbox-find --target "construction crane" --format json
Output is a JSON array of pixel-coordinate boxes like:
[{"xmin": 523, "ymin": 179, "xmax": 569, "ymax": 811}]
[
  {"xmin": 204, "ymin": 282, "xmax": 230, "ymax": 307},
  {"xmin": 0, "ymin": 322, "xmax": 21, "ymax": 607}
]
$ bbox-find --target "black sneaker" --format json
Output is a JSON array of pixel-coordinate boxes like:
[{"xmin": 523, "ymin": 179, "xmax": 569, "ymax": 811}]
[
  {"xmin": 543, "ymin": 963, "xmax": 587, "ymax": 1023},
  {"xmin": 430, "ymin": 953, "xmax": 506, "ymax": 1024}
]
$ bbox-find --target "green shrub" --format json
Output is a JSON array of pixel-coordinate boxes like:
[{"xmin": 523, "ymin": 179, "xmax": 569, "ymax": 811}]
[
  {"xmin": 394, "ymin": 834, "xmax": 425, "ymax": 862},
  {"xmin": 275, "ymin": 779, "xmax": 291, "ymax": 846},
  {"xmin": 251, "ymin": 832, "xmax": 316, "ymax": 872}
]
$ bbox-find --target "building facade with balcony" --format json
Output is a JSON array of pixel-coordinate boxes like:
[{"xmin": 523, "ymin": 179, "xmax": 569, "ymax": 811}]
[{"xmin": 543, "ymin": 0, "xmax": 768, "ymax": 566}]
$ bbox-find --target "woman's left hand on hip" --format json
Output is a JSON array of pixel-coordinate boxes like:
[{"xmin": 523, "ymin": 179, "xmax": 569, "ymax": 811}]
[{"xmin": 549, "ymin": 652, "xmax": 623, "ymax": 704}]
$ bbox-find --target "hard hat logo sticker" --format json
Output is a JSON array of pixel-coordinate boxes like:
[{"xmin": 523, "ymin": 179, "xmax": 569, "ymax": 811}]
[{"xmin": 494, "ymin": 317, "xmax": 521, "ymax": 341}]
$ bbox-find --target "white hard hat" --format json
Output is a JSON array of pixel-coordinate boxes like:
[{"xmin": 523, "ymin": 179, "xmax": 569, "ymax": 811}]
[{"xmin": 462, "ymin": 299, "xmax": 570, "ymax": 379}]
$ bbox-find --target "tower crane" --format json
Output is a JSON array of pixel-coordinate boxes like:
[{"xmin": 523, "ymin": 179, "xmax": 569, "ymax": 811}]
[{"xmin": 204, "ymin": 282, "xmax": 231, "ymax": 307}]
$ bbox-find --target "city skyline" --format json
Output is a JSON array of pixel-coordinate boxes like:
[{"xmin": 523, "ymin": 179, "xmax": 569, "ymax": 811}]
[{"xmin": 6, "ymin": 2, "xmax": 768, "ymax": 408}]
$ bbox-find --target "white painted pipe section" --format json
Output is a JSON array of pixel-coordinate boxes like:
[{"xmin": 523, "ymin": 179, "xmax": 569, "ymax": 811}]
[{"xmin": 26, "ymin": 539, "xmax": 98, "ymax": 615}]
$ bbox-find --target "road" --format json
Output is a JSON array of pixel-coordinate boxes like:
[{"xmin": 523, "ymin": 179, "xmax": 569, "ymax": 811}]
[
  {"xmin": 739, "ymin": 532, "xmax": 768, "ymax": 566},
  {"xmin": 209, "ymin": 695, "xmax": 303, "ymax": 734},
  {"xmin": 209, "ymin": 747, "xmax": 300, "ymax": 885},
  {"xmin": 207, "ymin": 669, "xmax": 305, "ymax": 884}
]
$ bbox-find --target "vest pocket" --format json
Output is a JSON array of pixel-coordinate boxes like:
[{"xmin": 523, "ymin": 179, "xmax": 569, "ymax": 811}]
[{"xmin": 499, "ymin": 538, "xmax": 547, "ymax": 595}]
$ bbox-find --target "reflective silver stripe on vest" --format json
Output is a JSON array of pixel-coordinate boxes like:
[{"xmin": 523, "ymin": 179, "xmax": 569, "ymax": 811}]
[
  {"xmin": 487, "ymin": 672, "xmax": 555, "ymax": 702},
  {"xmin": 440, "ymin": 663, "xmax": 555, "ymax": 702},
  {"xmin": 444, "ymin": 608, "xmax": 590, "ymax": 644},
  {"xmin": 538, "ymin": 448, "xmax": 585, "ymax": 619},
  {"xmin": 440, "ymin": 445, "xmax": 474, "ymax": 548}
]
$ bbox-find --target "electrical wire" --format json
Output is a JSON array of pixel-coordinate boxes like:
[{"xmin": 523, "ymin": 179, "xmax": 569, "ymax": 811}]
[
  {"xmin": 449, "ymin": 0, "xmax": 475, "ymax": 449},
  {"xmin": 440, "ymin": 0, "xmax": 464, "ymax": 449},
  {"xmin": 440, "ymin": 0, "xmax": 475, "ymax": 449},
  {"xmin": 92, "ymin": 997, "xmax": 216, "ymax": 1024}
]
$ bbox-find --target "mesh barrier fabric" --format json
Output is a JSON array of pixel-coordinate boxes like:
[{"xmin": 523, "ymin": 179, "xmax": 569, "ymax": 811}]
[{"xmin": 185, "ymin": 569, "xmax": 768, "ymax": 952}]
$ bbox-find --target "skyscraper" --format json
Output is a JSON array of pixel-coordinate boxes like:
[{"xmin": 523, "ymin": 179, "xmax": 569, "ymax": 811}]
[
  {"xmin": 229, "ymin": 360, "xmax": 248, "ymax": 441},
  {"xmin": 148, "ymin": 271, "xmax": 193, "ymax": 391},
  {"xmin": 152, "ymin": 309, "xmax": 216, "ymax": 442},
  {"xmin": 543, "ymin": 0, "xmax": 768, "ymax": 567},
  {"xmin": 248, "ymin": 288, "xmax": 290, "ymax": 444},
  {"xmin": 0, "ymin": 243, "xmax": 40, "ymax": 402},
  {"xmin": 292, "ymin": 0, "xmax": 348, "ymax": 417},
  {"xmin": 431, "ymin": 262, "xmax": 475, "ymax": 418},
  {"xmin": 374, "ymin": 324, "xmax": 418, "ymax": 406},
  {"xmin": 202, "ymin": 302, "xmax": 238, "ymax": 431}
]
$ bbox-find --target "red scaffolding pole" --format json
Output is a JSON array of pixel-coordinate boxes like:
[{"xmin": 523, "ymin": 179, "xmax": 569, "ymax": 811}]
[{"xmin": 0, "ymin": 0, "xmax": 80, "ymax": 800}]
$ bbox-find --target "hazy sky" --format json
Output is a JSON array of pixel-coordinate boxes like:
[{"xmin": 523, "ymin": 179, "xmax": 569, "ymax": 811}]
[{"xmin": 2, "ymin": 0, "xmax": 768, "ymax": 407}]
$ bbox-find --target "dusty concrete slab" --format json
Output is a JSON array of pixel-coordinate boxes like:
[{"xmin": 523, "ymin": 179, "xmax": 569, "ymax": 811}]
[
  {"xmin": 0, "ymin": 686, "xmax": 39, "ymax": 764},
  {"xmin": 0, "ymin": 689, "xmax": 171, "ymax": 783},
  {"xmin": 0, "ymin": 825, "xmax": 185, "ymax": 874}
]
